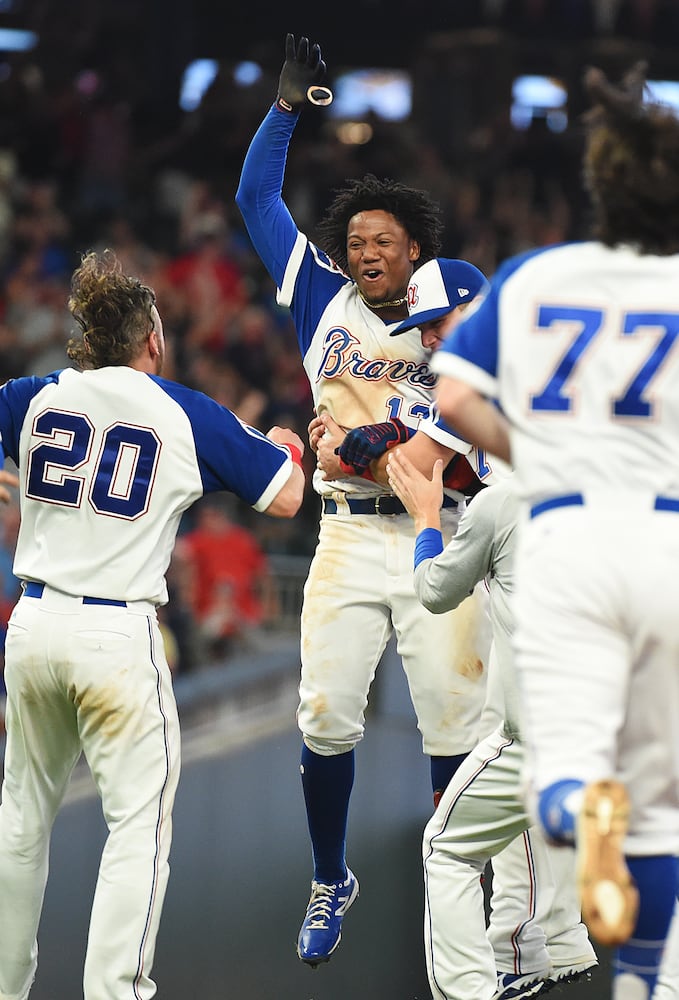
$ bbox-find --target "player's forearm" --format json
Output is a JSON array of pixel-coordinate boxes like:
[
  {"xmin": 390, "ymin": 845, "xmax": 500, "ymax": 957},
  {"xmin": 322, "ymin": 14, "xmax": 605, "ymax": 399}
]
[
  {"xmin": 235, "ymin": 107, "xmax": 300, "ymax": 288},
  {"xmin": 435, "ymin": 377, "xmax": 511, "ymax": 463},
  {"xmin": 236, "ymin": 105, "xmax": 297, "ymax": 207},
  {"xmin": 412, "ymin": 506, "xmax": 442, "ymax": 534},
  {"xmin": 264, "ymin": 464, "xmax": 305, "ymax": 518},
  {"xmin": 414, "ymin": 546, "xmax": 478, "ymax": 613},
  {"xmin": 369, "ymin": 455, "xmax": 389, "ymax": 487},
  {"xmin": 371, "ymin": 434, "xmax": 453, "ymax": 489}
]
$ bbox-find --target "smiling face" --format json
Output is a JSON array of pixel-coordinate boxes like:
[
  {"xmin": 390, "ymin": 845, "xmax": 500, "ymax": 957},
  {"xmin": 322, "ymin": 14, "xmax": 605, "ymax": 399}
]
[{"xmin": 346, "ymin": 209, "xmax": 420, "ymax": 312}]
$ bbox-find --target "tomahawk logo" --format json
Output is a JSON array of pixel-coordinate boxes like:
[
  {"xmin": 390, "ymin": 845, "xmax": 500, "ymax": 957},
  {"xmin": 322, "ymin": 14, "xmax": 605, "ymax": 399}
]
[{"xmin": 407, "ymin": 283, "xmax": 419, "ymax": 309}]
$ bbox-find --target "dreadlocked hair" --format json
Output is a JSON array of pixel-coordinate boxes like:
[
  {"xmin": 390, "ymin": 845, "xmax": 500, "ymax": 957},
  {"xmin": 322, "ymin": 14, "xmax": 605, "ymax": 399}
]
[
  {"xmin": 67, "ymin": 249, "xmax": 157, "ymax": 370},
  {"xmin": 583, "ymin": 61, "xmax": 679, "ymax": 255},
  {"xmin": 315, "ymin": 174, "xmax": 443, "ymax": 272}
]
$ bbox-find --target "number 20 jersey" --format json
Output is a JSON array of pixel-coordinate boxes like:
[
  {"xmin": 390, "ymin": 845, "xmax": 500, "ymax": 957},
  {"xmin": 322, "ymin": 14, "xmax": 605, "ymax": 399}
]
[
  {"xmin": 432, "ymin": 241, "xmax": 679, "ymax": 504},
  {"xmin": 0, "ymin": 367, "xmax": 293, "ymax": 604}
]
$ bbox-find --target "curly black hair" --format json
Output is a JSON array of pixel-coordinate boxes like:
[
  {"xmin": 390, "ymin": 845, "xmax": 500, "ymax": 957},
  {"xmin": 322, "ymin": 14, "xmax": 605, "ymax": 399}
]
[
  {"xmin": 67, "ymin": 250, "xmax": 157, "ymax": 370},
  {"xmin": 583, "ymin": 61, "xmax": 679, "ymax": 255},
  {"xmin": 315, "ymin": 173, "xmax": 443, "ymax": 273}
]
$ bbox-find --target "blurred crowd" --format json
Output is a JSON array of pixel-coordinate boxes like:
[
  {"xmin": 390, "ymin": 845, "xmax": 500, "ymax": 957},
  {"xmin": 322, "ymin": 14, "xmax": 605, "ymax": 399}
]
[{"xmin": 0, "ymin": 1, "xmax": 677, "ymax": 683}]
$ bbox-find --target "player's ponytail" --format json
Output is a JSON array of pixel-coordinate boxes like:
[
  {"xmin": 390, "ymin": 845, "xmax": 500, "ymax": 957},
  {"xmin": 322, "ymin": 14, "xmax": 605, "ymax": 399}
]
[{"xmin": 67, "ymin": 250, "xmax": 157, "ymax": 370}]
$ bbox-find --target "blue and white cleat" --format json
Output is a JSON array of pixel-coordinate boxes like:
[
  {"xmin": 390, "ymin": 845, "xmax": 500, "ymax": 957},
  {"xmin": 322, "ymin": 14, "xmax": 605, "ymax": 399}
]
[{"xmin": 297, "ymin": 869, "xmax": 359, "ymax": 966}]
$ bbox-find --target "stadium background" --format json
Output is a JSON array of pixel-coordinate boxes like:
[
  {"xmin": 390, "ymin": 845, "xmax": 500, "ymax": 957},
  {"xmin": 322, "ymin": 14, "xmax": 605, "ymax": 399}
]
[{"xmin": 0, "ymin": 1, "xmax": 677, "ymax": 996}]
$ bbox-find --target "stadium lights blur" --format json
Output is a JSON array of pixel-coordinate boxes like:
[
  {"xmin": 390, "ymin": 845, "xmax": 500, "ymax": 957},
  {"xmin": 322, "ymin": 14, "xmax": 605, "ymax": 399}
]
[
  {"xmin": 328, "ymin": 68, "xmax": 412, "ymax": 122},
  {"xmin": 233, "ymin": 61, "xmax": 262, "ymax": 87},
  {"xmin": 511, "ymin": 74, "xmax": 568, "ymax": 133},
  {"xmin": 179, "ymin": 59, "xmax": 218, "ymax": 112},
  {"xmin": 179, "ymin": 58, "xmax": 263, "ymax": 112},
  {"xmin": 334, "ymin": 121, "xmax": 374, "ymax": 145},
  {"xmin": 0, "ymin": 28, "xmax": 37, "ymax": 51},
  {"xmin": 646, "ymin": 79, "xmax": 679, "ymax": 116}
]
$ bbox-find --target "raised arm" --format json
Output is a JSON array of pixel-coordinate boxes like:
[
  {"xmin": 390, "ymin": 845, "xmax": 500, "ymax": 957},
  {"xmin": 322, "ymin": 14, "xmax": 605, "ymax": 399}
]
[{"xmin": 235, "ymin": 34, "xmax": 331, "ymax": 290}]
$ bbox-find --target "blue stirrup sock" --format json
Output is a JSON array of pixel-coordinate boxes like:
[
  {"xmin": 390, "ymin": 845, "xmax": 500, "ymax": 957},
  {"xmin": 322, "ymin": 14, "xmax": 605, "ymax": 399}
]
[
  {"xmin": 430, "ymin": 752, "xmax": 470, "ymax": 806},
  {"xmin": 613, "ymin": 856, "xmax": 678, "ymax": 997},
  {"xmin": 300, "ymin": 743, "xmax": 354, "ymax": 883}
]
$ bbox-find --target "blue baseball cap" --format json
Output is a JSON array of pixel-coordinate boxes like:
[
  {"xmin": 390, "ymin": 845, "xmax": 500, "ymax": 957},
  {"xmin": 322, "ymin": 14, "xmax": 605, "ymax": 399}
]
[{"xmin": 389, "ymin": 257, "xmax": 489, "ymax": 336}]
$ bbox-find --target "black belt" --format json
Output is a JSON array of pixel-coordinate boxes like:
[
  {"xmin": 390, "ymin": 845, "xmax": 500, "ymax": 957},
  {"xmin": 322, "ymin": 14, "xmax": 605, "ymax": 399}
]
[
  {"xmin": 530, "ymin": 492, "xmax": 679, "ymax": 519},
  {"xmin": 23, "ymin": 581, "xmax": 127, "ymax": 607},
  {"xmin": 323, "ymin": 494, "xmax": 458, "ymax": 516}
]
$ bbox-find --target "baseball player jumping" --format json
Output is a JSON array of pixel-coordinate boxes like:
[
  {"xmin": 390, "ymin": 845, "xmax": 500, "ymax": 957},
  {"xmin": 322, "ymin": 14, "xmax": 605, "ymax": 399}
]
[
  {"xmin": 236, "ymin": 34, "xmax": 492, "ymax": 967},
  {"xmin": 0, "ymin": 250, "xmax": 305, "ymax": 999},
  {"xmin": 431, "ymin": 63, "xmax": 679, "ymax": 1000}
]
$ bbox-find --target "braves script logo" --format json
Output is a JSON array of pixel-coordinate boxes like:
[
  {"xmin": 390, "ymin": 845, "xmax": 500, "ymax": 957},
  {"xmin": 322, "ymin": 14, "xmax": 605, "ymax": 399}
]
[
  {"xmin": 317, "ymin": 327, "xmax": 436, "ymax": 387},
  {"xmin": 407, "ymin": 282, "xmax": 419, "ymax": 310}
]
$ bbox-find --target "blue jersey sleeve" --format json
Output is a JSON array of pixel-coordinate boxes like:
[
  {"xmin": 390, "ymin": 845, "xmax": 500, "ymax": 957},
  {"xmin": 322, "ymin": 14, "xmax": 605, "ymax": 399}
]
[
  {"xmin": 153, "ymin": 378, "xmax": 290, "ymax": 505},
  {"xmin": 235, "ymin": 105, "xmax": 301, "ymax": 292},
  {"xmin": 0, "ymin": 373, "xmax": 60, "ymax": 464},
  {"xmin": 236, "ymin": 105, "xmax": 351, "ymax": 358}
]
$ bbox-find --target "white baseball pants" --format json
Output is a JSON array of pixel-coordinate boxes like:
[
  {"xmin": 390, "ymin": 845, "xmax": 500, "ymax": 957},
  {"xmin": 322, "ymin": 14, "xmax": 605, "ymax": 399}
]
[{"xmin": 0, "ymin": 587, "xmax": 180, "ymax": 1000}]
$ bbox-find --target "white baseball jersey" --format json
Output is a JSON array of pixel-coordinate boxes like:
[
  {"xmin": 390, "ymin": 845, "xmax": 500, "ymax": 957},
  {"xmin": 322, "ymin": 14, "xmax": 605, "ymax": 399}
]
[
  {"xmin": 236, "ymin": 105, "xmax": 493, "ymax": 503},
  {"xmin": 432, "ymin": 241, "xmax": 679, "ymax": 503},
  {"xmin": 432, "ymin": 240, "xmax": 679, "ymax": 858},
  {"xmin": 0, "ymin": 363, "xmax": 296, "ymax": 999},
  {"xmin": 0, "ymin": 366, "xmax": 294, "ymax": 603}
]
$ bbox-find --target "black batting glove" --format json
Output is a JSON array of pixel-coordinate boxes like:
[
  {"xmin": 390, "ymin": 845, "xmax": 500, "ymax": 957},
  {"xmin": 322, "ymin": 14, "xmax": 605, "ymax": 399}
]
[
  {"xmin": 337, "ymin": 419, "xmax": 414, "ymax": 473},
  {"xmin": 276, "ymin": 33, "xmax": 330, "ymax": 113}
]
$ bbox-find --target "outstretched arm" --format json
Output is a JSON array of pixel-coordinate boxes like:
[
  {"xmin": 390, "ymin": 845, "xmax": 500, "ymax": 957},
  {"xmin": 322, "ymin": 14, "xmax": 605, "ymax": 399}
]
[
  {"xmin": 235, "ymin": 34, "xmax": 331, "ymax": 290},
  {"xmin": 235, "ymin": 107, "xmax": 301, "ymax": 290}
]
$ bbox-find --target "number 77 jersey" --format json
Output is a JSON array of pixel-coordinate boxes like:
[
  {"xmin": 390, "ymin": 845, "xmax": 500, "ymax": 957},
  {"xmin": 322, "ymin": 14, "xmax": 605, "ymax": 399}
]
[
  {"xmin": 432, "ymin": 241, "xmax": 679, "ymax": 503},
  {"xmin": 0, "ymin": 367, "xmax": 294, "ymax": 605}
]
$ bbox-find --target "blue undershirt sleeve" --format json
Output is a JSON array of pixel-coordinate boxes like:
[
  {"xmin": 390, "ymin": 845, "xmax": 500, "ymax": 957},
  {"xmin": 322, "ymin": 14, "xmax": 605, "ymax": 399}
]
[{"xmin": 414, "ymin": 528, "xmax": 444, "ymax": 568}]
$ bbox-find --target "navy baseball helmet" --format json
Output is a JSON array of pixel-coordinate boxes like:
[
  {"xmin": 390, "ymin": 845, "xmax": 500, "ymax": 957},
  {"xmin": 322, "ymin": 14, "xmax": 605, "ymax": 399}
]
[{"xmin": 389, "ymin": 257, "xmax": 489, "ymax": 336}]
